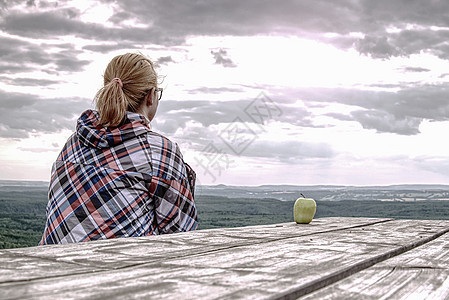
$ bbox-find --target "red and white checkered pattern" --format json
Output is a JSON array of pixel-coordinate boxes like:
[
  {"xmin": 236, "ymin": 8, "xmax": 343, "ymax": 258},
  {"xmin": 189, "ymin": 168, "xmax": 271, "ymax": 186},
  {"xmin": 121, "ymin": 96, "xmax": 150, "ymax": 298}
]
[{"xmin": 40, "ymin": 110, "xmax": 197, "ymax": 245}]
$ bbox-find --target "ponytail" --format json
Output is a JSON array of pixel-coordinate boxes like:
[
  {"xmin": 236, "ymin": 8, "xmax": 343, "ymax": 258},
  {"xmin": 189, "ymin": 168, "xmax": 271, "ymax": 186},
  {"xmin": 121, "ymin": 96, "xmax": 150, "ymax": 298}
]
[
  {"xmin": 94, "ymin": 53, "xmax": 158, "ymax": 127},
  {"xmin": 95, "ymin": 79, "xmax": 127, "ymax": 127}
]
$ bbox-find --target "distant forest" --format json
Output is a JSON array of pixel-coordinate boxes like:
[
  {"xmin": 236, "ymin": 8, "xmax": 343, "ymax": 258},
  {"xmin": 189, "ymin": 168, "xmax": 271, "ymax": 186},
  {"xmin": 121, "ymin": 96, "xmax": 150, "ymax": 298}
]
[{"xmin": 1, "ymin": 184, "xmax": 449, "ymax": 249}]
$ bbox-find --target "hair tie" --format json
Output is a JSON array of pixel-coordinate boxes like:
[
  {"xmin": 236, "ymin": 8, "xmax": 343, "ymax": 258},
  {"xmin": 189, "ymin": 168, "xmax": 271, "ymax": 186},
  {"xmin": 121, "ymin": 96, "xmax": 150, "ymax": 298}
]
[{"xmin": 111, "ymin": 78, "xmax": 123, "ymax": 88}]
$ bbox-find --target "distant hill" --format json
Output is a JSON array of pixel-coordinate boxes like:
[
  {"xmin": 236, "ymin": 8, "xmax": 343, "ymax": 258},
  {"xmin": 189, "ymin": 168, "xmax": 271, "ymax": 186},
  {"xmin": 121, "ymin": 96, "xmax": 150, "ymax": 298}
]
[
  {"xmin": 197, "ymin": 184, "xmax": 449, "ymax": 202},
  {"xmin": 2, "ymin": 180, "xmax": 449, "ymax": 200},
  {"xmin": 0, "ymin": 180, "xmax": 448, "ymax": 249}
]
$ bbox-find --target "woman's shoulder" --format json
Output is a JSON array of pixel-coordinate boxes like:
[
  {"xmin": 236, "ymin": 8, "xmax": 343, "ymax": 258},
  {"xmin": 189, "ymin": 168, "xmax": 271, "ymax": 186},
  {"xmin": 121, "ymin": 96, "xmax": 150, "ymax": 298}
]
[
  {"xmin": 146, "ymin": 131, "xmax": 183, "ymax": 156},
  {"xmin": 146, "ymin": 131, "xmax": 189, "ymax": 181},
  {"xmin": 147, "ymin": 130, "xmax": 174, "ymax": 146}
]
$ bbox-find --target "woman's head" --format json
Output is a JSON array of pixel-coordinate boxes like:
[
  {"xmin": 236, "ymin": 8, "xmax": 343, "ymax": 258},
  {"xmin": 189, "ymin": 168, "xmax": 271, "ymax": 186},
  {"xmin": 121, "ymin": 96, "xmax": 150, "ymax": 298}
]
[{"xmin": 95, "ymin": 53, "xmax": 159, "ymax": 127}]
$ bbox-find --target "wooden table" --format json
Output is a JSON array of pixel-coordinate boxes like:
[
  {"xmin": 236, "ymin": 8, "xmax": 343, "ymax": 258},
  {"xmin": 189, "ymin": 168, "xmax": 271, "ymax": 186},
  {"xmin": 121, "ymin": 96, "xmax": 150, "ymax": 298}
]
[{"xmin": 1, "ymin": 217, "xmax": 449, "ymax": 299}]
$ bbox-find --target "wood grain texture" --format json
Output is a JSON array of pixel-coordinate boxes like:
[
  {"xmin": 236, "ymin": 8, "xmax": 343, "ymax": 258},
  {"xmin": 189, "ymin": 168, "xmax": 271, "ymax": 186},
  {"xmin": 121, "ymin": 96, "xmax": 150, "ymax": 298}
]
[
  {"xmin": 299, "ymin": 229, "xmax": 449, "ymax": 300},
  {"xmin": 0, "ymin": 217, "xmax": 387, "ymax": 281},
  {"xmin": 0, "ymin": 217, "xmax": 448, "ymax": 300}
]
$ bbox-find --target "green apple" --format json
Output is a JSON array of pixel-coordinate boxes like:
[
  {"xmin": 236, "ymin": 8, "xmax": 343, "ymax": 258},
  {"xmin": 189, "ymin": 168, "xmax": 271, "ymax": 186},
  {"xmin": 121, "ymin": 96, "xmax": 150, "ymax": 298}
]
[{"xmin": 294, "ymin": 196, "xmax": 316, "ymax": 224}]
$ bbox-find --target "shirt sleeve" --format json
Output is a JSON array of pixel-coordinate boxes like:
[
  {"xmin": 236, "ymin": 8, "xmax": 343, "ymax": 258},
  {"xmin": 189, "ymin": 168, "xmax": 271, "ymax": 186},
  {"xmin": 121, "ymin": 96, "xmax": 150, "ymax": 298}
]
[
  {"xmin": 150, "ymin": 175, "xmax": 198, "ymax": 234},
  {"xmin": 185, "ymin": 162, "xmax": 196, "ymax": 198},
  {"xmin": 146, "ymin": 133, "xmax": 198, "ymax": 234}
]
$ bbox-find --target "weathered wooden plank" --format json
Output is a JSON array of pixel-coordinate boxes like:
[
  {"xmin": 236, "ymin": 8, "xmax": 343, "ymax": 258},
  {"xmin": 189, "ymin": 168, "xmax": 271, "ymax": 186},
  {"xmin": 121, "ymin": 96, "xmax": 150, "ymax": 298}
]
[
  {"xmin": 0, "ymin": 217, "xmax": 389, "ymax": 282},
  {"xmin": 299, "ymin": 229, "xmax": 449, "ymax": 299},
  {"xmin": 1, "ymin": 218, "xmax": 448, "ymax": 300}
]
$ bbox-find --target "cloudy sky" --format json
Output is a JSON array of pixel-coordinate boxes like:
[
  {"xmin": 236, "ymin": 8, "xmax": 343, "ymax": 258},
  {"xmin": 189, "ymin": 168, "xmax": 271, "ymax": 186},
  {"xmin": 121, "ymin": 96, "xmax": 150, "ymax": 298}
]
[{"xmin": 1, "ymin": 0, "xmax": 448, "ymax": 186}]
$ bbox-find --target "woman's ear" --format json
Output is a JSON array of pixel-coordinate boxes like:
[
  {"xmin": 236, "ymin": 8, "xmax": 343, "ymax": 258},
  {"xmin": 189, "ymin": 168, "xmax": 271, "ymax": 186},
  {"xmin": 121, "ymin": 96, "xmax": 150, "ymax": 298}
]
[{"xmin": 145, "ymin": 88, "xmax": 155, "ymax": 106}]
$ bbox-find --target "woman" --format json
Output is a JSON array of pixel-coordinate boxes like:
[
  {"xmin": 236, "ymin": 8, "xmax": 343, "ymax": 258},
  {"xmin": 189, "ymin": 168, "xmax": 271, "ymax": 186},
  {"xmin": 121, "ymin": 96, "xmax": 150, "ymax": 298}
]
[{"xmin": 40, "ymin": 53, "xmax": 198, "ymax": 245}]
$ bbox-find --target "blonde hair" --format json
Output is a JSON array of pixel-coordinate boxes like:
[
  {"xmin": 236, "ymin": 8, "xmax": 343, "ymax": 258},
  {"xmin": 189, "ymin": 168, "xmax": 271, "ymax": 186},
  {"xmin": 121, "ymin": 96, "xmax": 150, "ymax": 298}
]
[{"xmin": 94, "ymin": 53, "xmax": 158, "ymax": 127}]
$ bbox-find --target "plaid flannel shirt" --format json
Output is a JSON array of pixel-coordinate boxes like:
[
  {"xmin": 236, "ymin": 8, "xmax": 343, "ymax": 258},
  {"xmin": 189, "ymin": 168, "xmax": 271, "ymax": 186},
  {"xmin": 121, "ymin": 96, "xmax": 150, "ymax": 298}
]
[{"xmin": 40, "ymin": 110, "xmax": 198, "ymax": 245}]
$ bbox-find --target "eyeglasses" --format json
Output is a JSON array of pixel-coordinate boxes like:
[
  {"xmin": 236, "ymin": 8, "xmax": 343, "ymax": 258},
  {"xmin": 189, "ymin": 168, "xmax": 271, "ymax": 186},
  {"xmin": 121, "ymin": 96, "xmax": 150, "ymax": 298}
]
[
  {"xmin": 142, "ymin": 87, "xmax": 163, "ymax": 101},
  {"xmin": 155, "ymin": 88, "xmax": 163, "ymax": 101}
]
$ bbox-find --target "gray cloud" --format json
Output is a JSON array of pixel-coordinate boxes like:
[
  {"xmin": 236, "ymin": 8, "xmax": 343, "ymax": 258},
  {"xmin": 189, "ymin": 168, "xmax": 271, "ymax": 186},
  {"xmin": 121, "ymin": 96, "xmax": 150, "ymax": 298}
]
[
  {"xmin": 2, "ymin": 0, "xmax": 449, "ymax": 60},
  {"xmin": 351, "ymin": 110, "xmax": 422, "ymax": 135},
  {"xmin": 156, "ymin": 56, "xmax": 174, "ymax": 65},
  {"xmin": 154, "ymin": 110, "xmax": 335, "ymax": 161},
  {"xmin": 0, "ymin": 90, "xmax": 90, "ymax": 138},
  {"xmin": 0, "ymin": 0, "xmax": 32, "ymax": 10},
  {"xmin": 187, "ymin": 87, "xmax": 243, "ymax": 94},
  {"xmin": 153, "ymin": 100, "xmax": 256, "ymax": 132},
  {"xmin": 1, "ymin": 1, "xmax": 449, "ymax": 140},
  {"xmin": 1, "ymin": 0, "xmax": 448, "ymax": 185},
  {"xmin": 356, "ymin": 35, "xmax": 404, "ymax": 59},
  {"xmin": 150, "ymin": 97, "xmax": 325, "ymax": 161},
  {"xmin": 0, "ymin": 36, "xmax": 90, "ymax": 73},
  {"xmin": 211, "ymin": 49, "xmax": 237, "ymax": 68},
  {"xmin": 400, "ymin": 67, "xmax": 430, "ymax": 73},
  {"xmin": 358, "ymin": 29, "xmax": 449, "ymax": 60},
  {"xmin": 325, "ymin": 112, "xmax": 354, "ymax": 122},
  {"xmin": 103, "ymin": 0, "xmax": 449, "ymax": 60},
  {"xmin": 414, "ymin": 155, "xmax": 449, "ymax": 178},
  {"xmin": 82, "ymin": 43, "xmax": 139, "ymax": 52},
  {"xmin": 0, "ymin": 76, "xmax": 59, "ymax": 86},
  {"xmin": 105, "ymin": 0, "xmax": 363, "ymax": 40},
  {"xmin": 243, "ymin": 140, "xmax": 335, "ymax": 162},
  {"xmin": 0, "ymin": 8, "xmax": 184, "ymax": 45},
  {"xmin": 282, "ymin": 84, "xmax": 449, "ymax": 135},
  {"xmin": 1, "ymin": 10, "xmax": 96, "ymax": 38},
  {"xmin": 0, "ymin": 1, "xmax": 362, "ymax": 49},
  {"xmin": 153, "ymin": 95, "xmax": 317, "ymax": 133},
  {"xmin": 352, "ymin": 1, "xmax": 449, "ymax": 58},
  {"xmin": 107, "ymin": 10, "xmax": 132, "ymax": 26}
]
